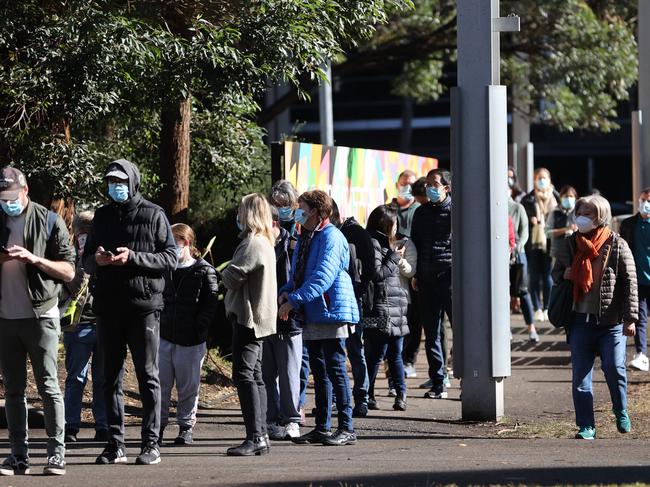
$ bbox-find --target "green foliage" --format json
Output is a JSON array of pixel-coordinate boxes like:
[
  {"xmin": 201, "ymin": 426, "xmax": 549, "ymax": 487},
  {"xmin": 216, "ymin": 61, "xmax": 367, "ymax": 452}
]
[{"xmin": 358, "ymin": 0, "xmax": 638, "ymax": 132}]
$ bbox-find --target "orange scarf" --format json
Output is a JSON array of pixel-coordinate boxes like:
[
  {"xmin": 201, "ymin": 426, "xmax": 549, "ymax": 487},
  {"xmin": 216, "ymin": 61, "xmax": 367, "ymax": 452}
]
[{"xmin": 571, "ymin": 226, "xmax": 611, "ymax": 302}]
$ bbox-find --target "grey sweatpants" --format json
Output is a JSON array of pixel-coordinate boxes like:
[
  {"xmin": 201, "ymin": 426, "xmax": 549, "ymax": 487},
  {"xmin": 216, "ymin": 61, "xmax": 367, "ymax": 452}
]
[
  {"xmin": 0, "ymin": 317, "xmax": 65, "ymax": 458},
  {"xmin": 159, "ymin": 338, "xmax": 206, "ymax": 430},
  {"xmin": 262, "ymin": 333, "xmax": 302, "ymax": 425}
]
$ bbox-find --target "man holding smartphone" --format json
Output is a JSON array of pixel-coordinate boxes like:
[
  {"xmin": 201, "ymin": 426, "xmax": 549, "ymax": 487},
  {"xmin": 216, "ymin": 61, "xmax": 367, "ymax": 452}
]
[
  {"xmin": 82, "ymin": 160, "xmax": 177, "ymax": 466},
  {"xmin": 0, "ymin": 167, "xmax": 76, "ymax": 476}
]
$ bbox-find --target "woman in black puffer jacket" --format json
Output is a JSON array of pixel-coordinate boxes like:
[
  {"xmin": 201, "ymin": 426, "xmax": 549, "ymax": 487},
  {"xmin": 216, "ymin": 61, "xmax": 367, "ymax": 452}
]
[
  {"xmin": 364, "ymin": 205, "xmax": 410, "ymax": 411},
  {"xmin": 159, "ymin": 224, "xmax": 219, "ymax": 446}
]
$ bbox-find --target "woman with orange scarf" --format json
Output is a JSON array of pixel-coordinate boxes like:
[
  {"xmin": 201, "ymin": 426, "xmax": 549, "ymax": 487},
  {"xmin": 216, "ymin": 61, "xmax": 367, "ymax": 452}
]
[{"xmin": 553, "ymin": 195, "xmax": 638, "ymax": 440}]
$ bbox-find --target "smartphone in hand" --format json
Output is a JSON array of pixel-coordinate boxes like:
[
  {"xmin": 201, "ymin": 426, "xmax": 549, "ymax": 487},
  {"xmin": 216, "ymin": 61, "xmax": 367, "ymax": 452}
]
[{"xmin": 99, "ymin": 250, "xmax": 114, "ymax": 257}]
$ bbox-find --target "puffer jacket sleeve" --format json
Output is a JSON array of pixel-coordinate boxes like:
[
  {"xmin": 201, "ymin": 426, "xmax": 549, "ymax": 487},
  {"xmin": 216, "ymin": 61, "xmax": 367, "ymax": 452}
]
[
  {"xmin": 196, "ymin": 264, "xmax": 220, "ymax": 332},
  {"xmin": 288, "ymin": 230, "xmax": 347, "ymax": 307},
  {"xmin": 617, "ymin": 237, "xmax": 639, "ymax": 324},
  {"xmin": 127, "ymin": 210, "xmax": 178, "ymax": 273},
  {"xmin": 372, "ymin": 239, "xmax": 400, "ymax": 281}
]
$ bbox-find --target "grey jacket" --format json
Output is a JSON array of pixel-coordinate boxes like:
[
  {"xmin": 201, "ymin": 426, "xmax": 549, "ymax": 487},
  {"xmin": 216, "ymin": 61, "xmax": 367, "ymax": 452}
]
[{"xmin": 552, "ymin": 233, "xmax": 639, "ymax": 326}]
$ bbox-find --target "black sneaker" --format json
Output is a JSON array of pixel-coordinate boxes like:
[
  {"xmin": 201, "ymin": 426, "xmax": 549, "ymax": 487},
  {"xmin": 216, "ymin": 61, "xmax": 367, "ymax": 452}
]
[
  {"xmin": 321, "ymin": 429, "xmax": 357, "ymax": 446},
  {"xmin": 95, "ymin": 440, "xmax": 128, "ymax": 464},
  {"xmin": 367, "ymin": 397, "xmax": 379, "ymax": 410},
  {"xmin": 43, "ymin": 454, "xmax": 66, "ymax": 475},
  {"xmin": 352, "ymin": 403, "xmax": 368, "ymax": 418},
  {"xmin": 135, "ymin": 441, "xmax": 161, "ymax": 465},
  {"xmin": 174, "ymin": 428, "xmax": 193, "ymax": 445},
  {"xmin": 291, "ymin": 428, "xmax": 332, "ymax": 445},
  {"xmin": 0, "ymin": 455, "xmax": 30, "ymax": 476}
]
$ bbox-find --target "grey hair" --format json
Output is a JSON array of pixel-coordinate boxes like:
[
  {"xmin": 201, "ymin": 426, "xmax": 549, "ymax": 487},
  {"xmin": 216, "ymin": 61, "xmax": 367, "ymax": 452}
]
[
  {"xmin": 270, "ymin": 179, "xmax": 299, "ymax": 209},
  {"xmin": 575, "ymin": 195, "xmax": 612, "ymax": 228},
  {"xmin": 72, "ymin": 210, "xmax": 94, "ymax": 235}
]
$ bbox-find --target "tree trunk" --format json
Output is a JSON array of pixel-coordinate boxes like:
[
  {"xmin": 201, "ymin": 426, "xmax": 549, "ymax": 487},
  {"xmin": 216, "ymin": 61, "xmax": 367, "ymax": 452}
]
[{"xmin": 159, "ymin": 96, "xmax": 191, "ymax": 222}]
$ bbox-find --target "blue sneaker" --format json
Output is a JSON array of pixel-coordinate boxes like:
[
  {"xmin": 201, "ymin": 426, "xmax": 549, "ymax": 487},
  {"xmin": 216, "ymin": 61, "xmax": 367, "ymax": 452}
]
[
  {"xmin": 575, "ymin": 426, "xmax": 596, "ymax": 440},
  {"xmin": 614, "ymin": 409, "xmax": 632, "ymax": 433}
]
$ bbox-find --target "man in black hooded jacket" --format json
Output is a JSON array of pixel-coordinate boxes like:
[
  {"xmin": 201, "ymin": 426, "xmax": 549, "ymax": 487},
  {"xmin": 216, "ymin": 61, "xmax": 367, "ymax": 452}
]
[{"xmin": 83, "ymin": 159, "xmax": 177, "ymax": 466}]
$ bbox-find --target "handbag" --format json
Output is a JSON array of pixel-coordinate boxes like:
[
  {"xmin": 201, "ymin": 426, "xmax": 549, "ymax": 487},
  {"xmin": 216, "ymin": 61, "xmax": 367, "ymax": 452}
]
[
  {"xmin": 361, "ymin": 280, "xmax": 392, "ymax": 335},
  {"xmin": 548, "ymin": 279, "xmax": 574, "ymax": 328},
  {"xmin": 60, "ymin": 276, "xmax": 91, "ymax": 333}
]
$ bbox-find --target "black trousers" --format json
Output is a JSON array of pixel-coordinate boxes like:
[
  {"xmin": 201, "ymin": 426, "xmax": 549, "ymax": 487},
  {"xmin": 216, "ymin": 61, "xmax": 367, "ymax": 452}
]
[
  {"xmin": 97, "ymin": 311, "xmax": 161, "ymax": 445},
  {"xmin": 402, "ymin": 288, "xmax": 422, "ymax": 365},
  {"xmin": 232, "ymin": 323, "xmax": 267, "ymax": 440}
]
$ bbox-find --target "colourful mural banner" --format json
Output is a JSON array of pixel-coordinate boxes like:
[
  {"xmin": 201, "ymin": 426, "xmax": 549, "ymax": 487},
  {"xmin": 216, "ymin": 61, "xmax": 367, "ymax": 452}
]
[{"xmin": 283, "ymin": 142, "xmax": 438, "ymax": 224}]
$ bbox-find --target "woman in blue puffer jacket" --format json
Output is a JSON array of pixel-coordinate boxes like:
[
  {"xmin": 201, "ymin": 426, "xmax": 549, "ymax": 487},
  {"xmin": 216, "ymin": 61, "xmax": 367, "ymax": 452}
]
[{"xmin": 278, "ymin": 190, "xmax": 359, "ymax": 447}]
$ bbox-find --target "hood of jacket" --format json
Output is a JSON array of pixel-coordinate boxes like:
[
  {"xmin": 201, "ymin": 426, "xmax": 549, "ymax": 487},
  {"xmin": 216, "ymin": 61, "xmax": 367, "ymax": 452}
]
[{"xmin": 107, "ymin": 159, "xmax": 141, "ymax": 202}]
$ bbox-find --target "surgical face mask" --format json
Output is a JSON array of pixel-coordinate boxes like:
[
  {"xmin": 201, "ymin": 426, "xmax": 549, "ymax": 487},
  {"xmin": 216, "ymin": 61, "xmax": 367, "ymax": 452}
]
[
  {"xmin": 426, "ymin": 186, "xmax": 443, "ymax": 203},
  {"xmin": 640, "ymin": 200, "xmax": 650, "ymax": 216},
  {"xmin": 278, "ymin": 206, "xmax": 294, "ymax": 222},
  {"xmin": 175, "ymin": 245, "xmax": 184, "ymax": 259},
  {"xmin": 507, "ymin": 177, "xmax": 515, "ymax": 189},
  {"xmin": 108, "ymin": 183, "xmax": 129, "ymax": 203},
  {"xmin": 0, "ymin": 198, "xmax": 23, "ymax": 217},
  {"xmin": 77, "ymin": 233, "xmax": 88, "ymax": 254},
  {"xmin": 294, "ymin": 208, "xmax": 309, "ymax": 225},
  {"xmin": 561, "ymin": 196, "xmax": 576, "ymax": 210},
  {"xmin": 576, "ymin": 215, "xmax": 596, "ymax": 234},
  {"xmin": 535, "ymin": 177, "xmax": 550, "ymax": 191},
  {"xmin": 398, "ymin": 184, "xmax": 414, "ymax": 202}
]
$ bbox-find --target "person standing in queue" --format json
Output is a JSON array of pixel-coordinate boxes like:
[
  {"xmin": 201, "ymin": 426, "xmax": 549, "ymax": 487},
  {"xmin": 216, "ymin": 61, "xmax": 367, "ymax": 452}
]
[{"xmin": 222, "ymin": 194, "xmax": 277, "ymax": 456}]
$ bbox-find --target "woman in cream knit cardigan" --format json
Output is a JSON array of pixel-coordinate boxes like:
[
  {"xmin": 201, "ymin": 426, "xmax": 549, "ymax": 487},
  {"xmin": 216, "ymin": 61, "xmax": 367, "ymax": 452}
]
[{"xmin": 222, "ymin": 193, "xmax": 277, "ymax": 456}]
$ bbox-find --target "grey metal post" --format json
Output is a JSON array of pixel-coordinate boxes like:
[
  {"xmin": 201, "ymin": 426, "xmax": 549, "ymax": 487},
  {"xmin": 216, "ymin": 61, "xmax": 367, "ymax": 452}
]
[
  {"xmin": 319, "ymin": 61, "xmax": 334, "ymax": 146},
  {"xmin": 452, "ymin": 0, "xmax": 516, "ymax": 421},
  {"xmin": 512, "ymin": 81, "xmax": 533, "ymax": 192},
  {"xmin": 632, "ymin": 111, "xmax": 643, "ymax": 211},
  {"xmin": 640, "ymin": 0, "xmax": 650, "ymax": 189}
]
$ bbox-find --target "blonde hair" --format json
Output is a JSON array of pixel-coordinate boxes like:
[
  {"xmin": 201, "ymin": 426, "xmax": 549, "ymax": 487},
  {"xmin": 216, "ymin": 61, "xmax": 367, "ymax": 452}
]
[
  {"xmin": 534, "ymin": 167, "xmax": 551, "ymax": 181},
  {"xmin": 239, "ymin": 193, "xmax": 275, "ymax": 246},
  {"xmin": 172, "ymin": 223, "xmax": 201, "ymax": 258},
  {"xmin": 575, "ymin": 195, "xmax": 612, "ymax": 228}
]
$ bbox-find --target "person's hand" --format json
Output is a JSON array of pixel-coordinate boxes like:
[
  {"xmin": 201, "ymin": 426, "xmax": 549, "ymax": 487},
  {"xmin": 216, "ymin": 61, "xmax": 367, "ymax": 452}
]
[
  {"xmin": 6, "ymin": 245, "xmax": 40, "ymax": 265},
  {"xmin": 95, "ymin": 246, "xmax": 113, "ymax": 267},
  {"xmin": 624, "ymin": 322, "xmax": 636, "ymax": 337},
  {"xmin": 278, "ymin": 301, "xmax": 294, "ymax": 321},
  {"xmin": 411, "ymin": 277, "xmax": 418, "ymax": 291},
  {"xmin": 112, "ymin": 247, "xmax": 130, "ymax": 266},
  {"xmin": 570, "ymin": 224, "xmax": 578, "ymax": 232},
  {"xmin": 530, "ymin": 216, "xmax": 538, "ymax": 225},
  {"xmin": 396, "ymin": 246, "xmax": 406, "ymax": 258},
  {"xmin": 563, "ymin": 267, "xmax": 572, "ymax": 280},
  {"xmin": 278, "ymin": 292, "xmax": 289, "ymax": 305}
]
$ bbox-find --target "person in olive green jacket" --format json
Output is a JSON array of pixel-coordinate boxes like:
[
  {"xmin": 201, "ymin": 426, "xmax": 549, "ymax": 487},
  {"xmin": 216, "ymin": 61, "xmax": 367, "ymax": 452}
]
[{"xmin": 0, "ymin": 167, "xmax": 75, "ymax": 477}]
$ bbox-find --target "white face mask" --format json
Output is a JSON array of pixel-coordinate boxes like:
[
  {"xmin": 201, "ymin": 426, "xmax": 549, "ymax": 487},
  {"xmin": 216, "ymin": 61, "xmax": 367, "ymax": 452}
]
[
  {"xmin": 77, "ymin": 233, "xmax": 88, "ymax": 254},
  {"xmin": 576, "ymin": 215, "xmax": 596, "ymax": 234}
]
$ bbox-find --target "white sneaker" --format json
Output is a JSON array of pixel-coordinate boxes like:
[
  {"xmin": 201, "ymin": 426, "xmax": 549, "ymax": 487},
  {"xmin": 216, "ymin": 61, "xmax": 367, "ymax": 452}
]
[
  {"xmin": 629, "ymin": 353, "xmax": 650, "ymax": 372},
  {"xmin": 542, "ymin": 310, "xmax": 549, "ymax": 322},
  {"xmin": 404, "ymin": 364, "xmax": 417, "ymax": 378},
  {"xmin": 534, "ymin": 310, "xmax": 544, "ymax": 322},
  {"xmin": 284, "ymin": 422, "xmax": 300, "ymax": 439}
]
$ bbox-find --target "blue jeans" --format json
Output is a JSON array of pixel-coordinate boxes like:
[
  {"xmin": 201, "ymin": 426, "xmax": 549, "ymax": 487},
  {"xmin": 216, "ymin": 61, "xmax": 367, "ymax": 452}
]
[
  {"xmin": 569, "ymin": 314, "xmax": 627, "ymax": 428},
  {"xmin": 63, "ymin": 325, "xmax": 107, "ymax": 432},
  {"xmin": 365, "ymin": 330, "xmax": 406, "ymax": 398},
  {"xmin": 528, "ymin": 249, "xmax": 553, "ymax": 311},
  {"xmin": 516, "ymin": 251, "xmax": 535, "ymax": 326},
  {"xmin": 419, "ymin": 272, "xmax": 452, "ymax": 392},
  {"xmin": 308, "ymin": 338, "xmax": 353, "ymax": 432},
  {"xmin": 345, "ymin": 327, "xmax": 369, "ymax": 406},
  {"xmin": 636, "ymin": 284, "xmax": 650, "ymax": 354}
]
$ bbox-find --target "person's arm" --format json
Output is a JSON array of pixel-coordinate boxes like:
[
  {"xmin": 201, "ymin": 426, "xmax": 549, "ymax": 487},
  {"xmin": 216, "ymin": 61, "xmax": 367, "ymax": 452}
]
[
  {"xmin": 516, "ymin": 205, "xmax": 529, "ymax": 253},
  {"xmin": 618, "ymin": 239, "xmax": 639, "ymax": 332},
  {"xmin": 372, "ymin": 239, "xmax": 400, "ymax": 281},
  {"xmin": 222, "ymin": 238, "xmax": 261, "ymax": 291},
  {"xmin": 399, "ymin": 239, "xmax": 417, "ymax": 279},
  {"xmin": 287, "ymin": 231, "xmax": 346, "ymax": 307},
  {"xmin": 119, "ymin": 210, "xmax": 176, "ymax": 272},
  {"xmin": 196, "ymin": 265, "xmax": 220, "ymax": 331}
]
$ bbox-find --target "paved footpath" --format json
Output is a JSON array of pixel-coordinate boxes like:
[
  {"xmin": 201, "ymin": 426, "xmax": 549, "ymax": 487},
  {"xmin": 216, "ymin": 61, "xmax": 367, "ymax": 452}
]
[{"xmin": 2, "ymin": 316, "xmax": 650, "ymax": 486}]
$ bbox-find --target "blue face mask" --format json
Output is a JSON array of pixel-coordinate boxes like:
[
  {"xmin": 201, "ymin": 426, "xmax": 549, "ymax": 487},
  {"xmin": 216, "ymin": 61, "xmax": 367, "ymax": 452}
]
[
  {"xmin": 0, "ymin": 198, "xmax": 24, "ymax": 217},
  {"xmin": 398, "ymin": 185, "xmax": 414, "ymax": 202},
  {"xmin": 294, "ymin": 208, "xmax": 309, "ymax": 225},
  {"xmin": 426, "ymin": 186, "xmax": 443, "ymax": 203},
  {"xmin": 278, "ymin": 206, "xmax": 294, "ymax": 222},
  {"xmin": 536, "ymin": 178, "xmax": 550, "ymax": 190},
  {"xmin": 561, "ymin": 196, "xmax": 575, "ymax": 210},
  {"xmin": 108, "ymin": 183, "xmax": 129, "ymax": 203},
  {"xmin": 175, "ymin": 246, "xmax": 184, "ymax": 259},
  {"xmin": 640, "ymin": 201, "xmax": 650, "ymax": 216}
]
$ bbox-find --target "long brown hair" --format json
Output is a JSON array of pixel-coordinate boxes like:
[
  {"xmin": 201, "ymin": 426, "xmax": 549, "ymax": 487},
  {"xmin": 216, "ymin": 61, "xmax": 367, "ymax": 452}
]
[{"xmin": 172, "ymin": 223, "xmax": 201, "ymax": 258}]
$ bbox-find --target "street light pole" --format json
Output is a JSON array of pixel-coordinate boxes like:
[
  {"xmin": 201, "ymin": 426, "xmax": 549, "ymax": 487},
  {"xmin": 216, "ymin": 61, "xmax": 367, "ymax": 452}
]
[
  {"xmin": 451, "ymin": 0, "xmax": 518, "ymax": 421},
  {"xmin": 319, "ymin": 61, "xmax": 334, "ymax": 146}
]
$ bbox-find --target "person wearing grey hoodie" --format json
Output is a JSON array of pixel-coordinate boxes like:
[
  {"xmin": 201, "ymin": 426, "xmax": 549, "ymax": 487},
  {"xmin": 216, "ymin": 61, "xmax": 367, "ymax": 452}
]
[{"xmin": 82, "ymin": 159, "xmax": 177, "ymax": 467}]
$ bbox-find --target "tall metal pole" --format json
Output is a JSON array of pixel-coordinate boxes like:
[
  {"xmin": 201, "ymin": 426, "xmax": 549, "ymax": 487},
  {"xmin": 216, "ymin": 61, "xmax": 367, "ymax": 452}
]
[
  {"xmin": 634, "ymin": 0, "xmax": 650, "ymax": 207},
  {"xmin": 319, "ymin": 61, "xmax": 334, "ymax": 146},
  {"xmin": 452, "ymin": 0, "xmax": 517, "ymax": 421}
]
